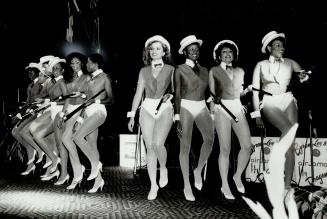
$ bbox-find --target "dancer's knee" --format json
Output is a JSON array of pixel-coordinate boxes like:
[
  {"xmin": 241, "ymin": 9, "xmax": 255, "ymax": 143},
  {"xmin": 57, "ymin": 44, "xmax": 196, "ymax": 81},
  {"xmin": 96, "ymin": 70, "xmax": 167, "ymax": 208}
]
[
  {"xmin": 203, "ymin": 133, "xmax": 214, "ymax": 145},
  {"xmin": 219, "ymin": 145, "xmax": 231, "ymax": 157}
]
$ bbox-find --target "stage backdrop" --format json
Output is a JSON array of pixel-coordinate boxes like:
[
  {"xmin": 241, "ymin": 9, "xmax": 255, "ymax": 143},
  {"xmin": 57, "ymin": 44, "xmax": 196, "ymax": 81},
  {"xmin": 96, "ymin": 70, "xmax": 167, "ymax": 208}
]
[{"xmin": 245, "ymin": 137, "xmax": 327, "ymax": 188}]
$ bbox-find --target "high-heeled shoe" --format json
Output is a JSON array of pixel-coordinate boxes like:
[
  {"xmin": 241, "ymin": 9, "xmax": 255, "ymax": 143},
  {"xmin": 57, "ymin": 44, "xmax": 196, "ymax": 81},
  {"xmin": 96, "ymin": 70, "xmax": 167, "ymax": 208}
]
[
  {"xmin": 27, "ymin": 150, "xmax": 36, "ymax": 165},
  {"xmin": 87, "ymin": 162, "xmax": 102, "ymax": 181},
  {"xmin": 147, "ymin": 185, "xmax": 159, "ymax": 200},
  {"xmin": 41, "ymin": 170, "xmax": 60, "ymax": 181},
  {"xmin": 43, "ymin": 160, "xmax": 52, "ymax": 169},
  {"xmin": 159, "ymin": 168, "xmax": 168, "ymax": 188},
  {"xmin": 50, "ymin": 158, "xmax": 61, "ymax": 173},
  {"xmin": 21, "ymin": 165, "xmax": 36, "ymax": 175},
  {"xmin": 220, "ymin": 187, "xmax": 235, "ymax": 200},
  {"xmin": 36, "ymin": 151, "xmax": 45, "ymax": 164},
  {"xmin": 67, "ymin": 166, "xmax": 85, "ymax": 190},
  {"xmin": 183, "ymin": 188, "xmax": 195, "ymax": 201},
  {"xmin": 54, "ymin": 174, "xmax": 70, "ymax": 186},
  {"xmin": 194, "ymin": 169, "xmax": 203, "ymax": 191},
  {"xmin": 88, "ymin": 179, "xmax": 105, "ymax": 193},
  {"xmin": 233, "ymin": 175, "xmax": 245, "ymax": 194}
]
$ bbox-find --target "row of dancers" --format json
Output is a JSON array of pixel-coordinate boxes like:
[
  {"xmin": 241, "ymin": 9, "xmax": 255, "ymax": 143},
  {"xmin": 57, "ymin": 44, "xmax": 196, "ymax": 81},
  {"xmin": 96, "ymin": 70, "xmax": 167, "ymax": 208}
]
[
  {"xmin": 11, "ymin": 53, "xmax": 114, "ymax": 193},
  {"xmin": 127, "ymin": 30, "xmax": 309, "ymax": 201},
  {"xmin": 10, "ymin": 30, "xmax": 309, "ymax": 201}
]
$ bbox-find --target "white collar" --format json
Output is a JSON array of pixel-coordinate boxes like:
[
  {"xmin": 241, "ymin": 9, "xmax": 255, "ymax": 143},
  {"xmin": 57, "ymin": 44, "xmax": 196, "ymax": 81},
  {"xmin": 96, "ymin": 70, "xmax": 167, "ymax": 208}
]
[
  {"xmin": 91, "ymin": 69, "xmax": 103, "ymax": 78},
  {"xmin": 77, "ymin": 70, "xmax": 83, "ymax": 77},
  {"xmin": 54, "ymin": 75, "xmax": 63, "ymax": 82},
  {"xmin": 185, "ymin": 59, "xmax": 196, "ymax": 68},
  {"xmin": 151, "ymin": 59, "xmax": 164, "ymax": 68},
  {"xmin": 220, "ymin": 62, "xmax": 232, "ymax": 70},
  {"xmin": 269, "ymin": 55, "xmax": 284, "ymax": 63},
  {"xmin": 33, "ymin": 78, "xmax": 39, "ymax": 84}
]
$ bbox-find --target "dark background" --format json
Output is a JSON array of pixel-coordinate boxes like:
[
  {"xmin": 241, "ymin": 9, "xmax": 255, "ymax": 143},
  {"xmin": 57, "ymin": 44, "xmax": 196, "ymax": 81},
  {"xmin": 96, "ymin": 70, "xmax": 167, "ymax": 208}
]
[{"xmin": 0, "ymin": 0, "xmax": 326, "ymax": 145}]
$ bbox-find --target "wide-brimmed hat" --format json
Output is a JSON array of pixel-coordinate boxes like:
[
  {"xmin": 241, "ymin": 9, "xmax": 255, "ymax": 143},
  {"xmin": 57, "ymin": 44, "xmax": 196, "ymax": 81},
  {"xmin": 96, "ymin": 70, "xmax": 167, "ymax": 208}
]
[
  {"xmin": 261, "ymin": 31, "xmax": 285, "ymax": 53},
  {"xmin": 25, "ymin": 62, "xmax": 44, "ymax": 73},
  {"xmin": 178, "ymin": 35, "xmax": 203, "ymax": 54},
  {"xmin": 48, "ymin": 57, "xmax": 66, "ymax": 71},
  {"xmin": 39, "ymin": 55, "xmax": 55, "ymax": 65},
  {"xmin": 145, "ymin": 35, "xmax": 171, "ymax": 52},
  {"xmin": 213, "ymin": 40, "xmax": 239, "ymax": 60}
]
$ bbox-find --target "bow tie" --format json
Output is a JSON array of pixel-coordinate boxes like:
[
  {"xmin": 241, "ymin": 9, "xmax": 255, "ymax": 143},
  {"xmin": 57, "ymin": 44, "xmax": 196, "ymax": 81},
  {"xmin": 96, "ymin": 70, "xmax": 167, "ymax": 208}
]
[
  {"xmin": 50, "ymin": 76, "xmax": 56, "ymax": 84},
  {"xmin": 226, "ymin": 65, "xmax": 233, "ymax": 70},
  {"xmin": 274, "ymin": 58, "xmax": 283, "ymax": 63},
  {"xmin": 153, "ymin": 63, "xmax": 163, "ymax": 68}
]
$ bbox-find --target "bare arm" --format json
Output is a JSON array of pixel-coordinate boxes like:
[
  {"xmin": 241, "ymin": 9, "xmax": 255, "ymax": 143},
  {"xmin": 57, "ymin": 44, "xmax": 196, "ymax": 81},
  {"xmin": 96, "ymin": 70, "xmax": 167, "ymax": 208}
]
[
  {"xmin": 174, "ymin": 67, "xmax": 182, "ymax": 116},
  {"xmin": 130, "ymin": 71, "xmax": 145, "ymax": 113},
  {"xmin": 101, "ymin": 75, "xmax": 114, "ymax": 105},
  {"xmin": 127, "ymin": 70, "xmax": 145, "ymax": 132},
  {"xmin": 208, "ymin": 69, "xmax": 215, "ymax": 113}
]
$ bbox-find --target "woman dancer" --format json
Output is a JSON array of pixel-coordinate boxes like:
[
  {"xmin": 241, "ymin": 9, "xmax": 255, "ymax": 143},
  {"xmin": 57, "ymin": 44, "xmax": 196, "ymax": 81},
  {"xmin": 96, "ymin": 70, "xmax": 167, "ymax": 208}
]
[
  {"xmin": 209, "ymin": 40, "xmax": 252, "ymax": 199},
  {"xmin": 127, "ymin": 35, "xmax": 174, "ymax": 200}
]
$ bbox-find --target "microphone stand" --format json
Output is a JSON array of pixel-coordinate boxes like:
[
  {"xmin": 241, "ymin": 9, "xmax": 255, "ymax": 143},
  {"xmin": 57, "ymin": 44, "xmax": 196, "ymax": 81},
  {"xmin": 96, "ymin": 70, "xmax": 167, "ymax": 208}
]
[
  {"xmin": 309, "ymin": 110, "xmax": 314, "ymax": 184},
  {"xmin": 260, "ymin": 127, "xmax": 266, "ymax": 171}
]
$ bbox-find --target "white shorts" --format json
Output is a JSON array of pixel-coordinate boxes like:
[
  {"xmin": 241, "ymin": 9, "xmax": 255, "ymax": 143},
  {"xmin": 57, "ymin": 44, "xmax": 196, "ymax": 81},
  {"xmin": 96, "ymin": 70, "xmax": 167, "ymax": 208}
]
[
  {"xmin": 66, "ymin": 104, "xmax": 82, "ymax": 119},
  {"xmin": 181, "ymin": 99, "xmax": 207, "ymax": 118},
  {"xmin": 262, "ymin": 92, "xmax": 296, "ymax": 112},
  {"xmin": 84, "ymin": 103, "xmax": 107, "ymax": 117},
  {"xmin": 215, "ymin": 99, "xmax": 243, "ymax": 121},
  {"xmin": 141, "ymin": 98, "xmax": 173, "ymax": 119},
  {"xmin": 44, "ymin": 103, "xmax": 63, "ymax": 120}
]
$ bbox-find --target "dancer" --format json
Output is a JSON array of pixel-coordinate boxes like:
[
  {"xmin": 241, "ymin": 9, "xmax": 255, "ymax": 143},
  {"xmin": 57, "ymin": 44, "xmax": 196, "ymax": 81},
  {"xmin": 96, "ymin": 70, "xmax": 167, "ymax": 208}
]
[
  {"xmin": 127, "ymin": 35, "xmax": 174, "ymax": 200},
  {"xmin": 252, "ymin": 31, "xmax": 309, "ymax": 190},
  {"xmin": 29, "ymin": 57, "xmax": 67, "ymax": 181},
  {"xmin": 174, "ymin": 35, "xmax": 214, "ymax": 201},
  {"xmin": 209, "ymin": 40, "xmax": 252, "ymax": 199},
  {"xmin": 58, "ymin": 52, "xmax": 93, "ymax": 188},
  {"xmin": 11, "ymin": 63, "xmax": 45, "ymax": 175},
  {"xmin": 72, "ymin": 53, "xmax": 114, "ymax": 193}
]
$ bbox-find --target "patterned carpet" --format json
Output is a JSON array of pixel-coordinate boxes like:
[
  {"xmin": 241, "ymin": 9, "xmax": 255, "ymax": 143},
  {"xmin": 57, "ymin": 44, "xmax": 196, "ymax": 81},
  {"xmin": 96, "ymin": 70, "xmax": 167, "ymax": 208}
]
[{"xmin": 0, "ymin": 165, "xmax": 262, "ymax": 219}]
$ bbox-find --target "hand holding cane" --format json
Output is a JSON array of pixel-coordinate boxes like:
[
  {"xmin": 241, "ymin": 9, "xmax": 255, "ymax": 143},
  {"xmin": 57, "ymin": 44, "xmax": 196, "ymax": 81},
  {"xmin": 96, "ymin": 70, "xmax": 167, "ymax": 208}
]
[
  {"xmin": 64, "ymin": 88, "xmax": 105, "ymax": 122},
  {"xmin": 155, "ymin": 83, "xmax": 173, "ymax": 115},
  {"xmin": 209, "ymin": 91, "xmax": 239, "ymax": 122},
  {"xmin": 242, "ymin": 84, "xmax": 272, "ymax": 96}
]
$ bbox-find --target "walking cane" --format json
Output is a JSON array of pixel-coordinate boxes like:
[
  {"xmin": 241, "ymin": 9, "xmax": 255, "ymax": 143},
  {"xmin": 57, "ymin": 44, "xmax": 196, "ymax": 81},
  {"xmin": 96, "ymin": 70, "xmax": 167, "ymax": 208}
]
[{"xmin": 133, "ymin": 123, "xmax": 142, "ymax": 176}]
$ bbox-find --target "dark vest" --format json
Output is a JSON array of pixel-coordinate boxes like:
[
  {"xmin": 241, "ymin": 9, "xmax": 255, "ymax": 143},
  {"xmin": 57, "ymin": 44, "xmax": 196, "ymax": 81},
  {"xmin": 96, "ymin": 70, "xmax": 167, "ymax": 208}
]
[
  {"xmin": 176, "ymin": 63, "xmax": 208, "ymax": 100},
  {"xmin": 141, "ymin": 64, "xmax": 174, "ymax": 99},
  {"xmin": 211, "ymin": 65, "xmax": 244, "ymax": 99}
]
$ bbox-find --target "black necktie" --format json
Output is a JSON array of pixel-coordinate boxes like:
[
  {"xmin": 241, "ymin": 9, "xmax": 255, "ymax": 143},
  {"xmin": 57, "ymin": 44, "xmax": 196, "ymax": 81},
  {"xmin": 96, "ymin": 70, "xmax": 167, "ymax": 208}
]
[
  {"xmin": 226, "ymin": 65, "xmax": 233, "ymax": 70},
  {"xmin": 193, "ymin": 62, "xmax": 200, "ymax": 73}
]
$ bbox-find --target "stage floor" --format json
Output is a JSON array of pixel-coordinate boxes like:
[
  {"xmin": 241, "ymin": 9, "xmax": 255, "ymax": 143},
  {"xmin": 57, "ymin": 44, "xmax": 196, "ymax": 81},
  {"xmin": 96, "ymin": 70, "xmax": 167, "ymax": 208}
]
[{"xmin": 0, "ymin": 166, "xmax": 264, "ymax": 219}]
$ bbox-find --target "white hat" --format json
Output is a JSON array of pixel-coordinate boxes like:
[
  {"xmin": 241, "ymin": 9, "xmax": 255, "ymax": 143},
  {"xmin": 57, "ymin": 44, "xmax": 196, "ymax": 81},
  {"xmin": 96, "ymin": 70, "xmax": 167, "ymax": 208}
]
[
  {"xmin": 145, "ymin": 35, "xmax": 171, "ymax": 52},
  {"xmin": 261, "ymin": 31, "xmax": 285, "ymax": 53},
  {"xmin": 178, "ymin": 35, "xmax": 203, "ymax": 54},
  {"xmin": 25, "ymin": 62, "xmax": 44, "ymax": 73},
  {"xmin": 39, "ymin": 55, "xmax": 55, "ymax": 65},
  {"xmin": 213, "ymin": 40, "xmax": 239, "ymax": 60},
  {"xmin": 48, "ymin": 57, "xmax": 66, "ymax": 71}
]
